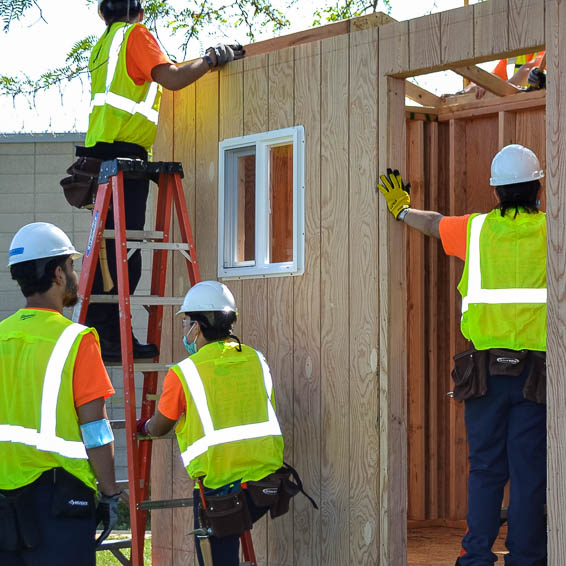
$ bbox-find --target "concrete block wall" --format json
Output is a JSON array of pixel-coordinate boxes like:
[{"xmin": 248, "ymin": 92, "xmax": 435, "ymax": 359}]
[{"xmin": 0, "ymin": 134, "xmax": 154, "ymax": 481}]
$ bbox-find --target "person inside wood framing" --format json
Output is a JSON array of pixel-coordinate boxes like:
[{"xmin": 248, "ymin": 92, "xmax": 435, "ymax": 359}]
[
  {"xmin": 378, "ymin": 145, "xmax": 547, "ymax": 566},
  {"xmin": 0, "ymin": 222, "xmax": 120, "ymax": 565},
  {"xmin": 72, "ymin": 0, "xmax": 244, "ymax": 361},
  {"xmin": 137, "ymin": 280, "xmax": 317, "ymax": 566}
]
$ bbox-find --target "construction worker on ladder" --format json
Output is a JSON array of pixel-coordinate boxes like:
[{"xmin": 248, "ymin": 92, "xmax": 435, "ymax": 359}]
[
  {"xmin": 138, "ymin": 281, "xmax": 314, "ymax": 566},
  {"xmin": 76, "ymin": 0, "xmax": 244, "ymax": 361},
  {"xmin": 0, "ymin": 223, "xmax": 120, "ymax": 565},
  {"xmin": 378, "ymin": 145, "xmax": 547, "ymax": 566}
]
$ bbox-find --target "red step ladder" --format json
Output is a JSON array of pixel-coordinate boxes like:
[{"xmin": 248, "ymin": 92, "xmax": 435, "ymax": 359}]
[{"xmin": 73, "ymin": 157, "xmax": 200, "ymax": 565}]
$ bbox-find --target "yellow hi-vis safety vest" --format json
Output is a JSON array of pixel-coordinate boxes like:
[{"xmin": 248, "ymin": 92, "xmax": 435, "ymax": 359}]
[
  {"xmin": 173, "ymin": 341, "xmax": 284, "ymax": 489},
  {"xmin": 0, "ymin": 309, "xmax": 98, "ymax": 491},
  {"xmin": 458, "ymin": 210, "xmax": 547, "ymax": 351},
  {"xmin": 85, "ymin": 22, "xmax": 162, "ymax": 151}
]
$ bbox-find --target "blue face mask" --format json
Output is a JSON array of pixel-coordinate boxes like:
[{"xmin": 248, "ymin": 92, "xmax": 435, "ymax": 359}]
[{"xmin": 183, "ymin": 335, "xmax": 198, "ymax": 355}]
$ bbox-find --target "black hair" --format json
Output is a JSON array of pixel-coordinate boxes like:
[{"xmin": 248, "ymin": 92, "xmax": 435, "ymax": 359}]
[
  {"xmin": 187, "ymin": 310, "xmax": 242, "ymax": 350},
  {"xmin": 100, "ymin": 0, "xmax": 142, "ymax": 23},
  {"xmin": 10, "ymin": 255, "xmax": 69, "ymax": 297},
  {"xmin": 495, "ymin": 180, "xmax": 541, "ymax": 218}
]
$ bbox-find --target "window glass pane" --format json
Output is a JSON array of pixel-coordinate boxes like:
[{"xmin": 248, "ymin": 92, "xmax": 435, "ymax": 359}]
[
  {"xmin": 236, "ymin": 153, "xmax": 255, "ymax": 262},
  {"xmin": 269, "ymin": 144, "xmax": 293, "ymax": 263}
]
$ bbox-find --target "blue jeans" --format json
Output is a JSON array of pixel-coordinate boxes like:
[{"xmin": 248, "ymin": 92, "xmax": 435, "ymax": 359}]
[{"xmin": 460, "ymin": 369, "xmax": 546, "ymax": 566}]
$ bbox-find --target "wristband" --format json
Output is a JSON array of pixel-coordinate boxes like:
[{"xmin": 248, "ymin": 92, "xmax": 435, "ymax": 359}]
[{"xmin": 397, "ymin": 208, "xmax": 410, "ymax": 222}]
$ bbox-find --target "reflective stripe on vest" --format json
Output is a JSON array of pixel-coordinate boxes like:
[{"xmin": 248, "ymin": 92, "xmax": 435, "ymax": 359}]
[
  {"xmin": 0, "ymin": 323, "xmax": 88, "ymax": 460},
  {"xmin": 461, "ymin": 214, "xmax": 547, "ymax": 313},
  {"xmin": 177, "ymin": 350, "xmax": 282, "ymax": 467},
  {"xmin": 89, "ymin": 26, "xmax": 159, "ymax": 125}
]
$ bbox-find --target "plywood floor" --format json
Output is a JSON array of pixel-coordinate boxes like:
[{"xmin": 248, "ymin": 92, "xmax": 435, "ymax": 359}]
[{"xmin": 408, "ymin": 525, "xmax": 508, "ymax": 566}]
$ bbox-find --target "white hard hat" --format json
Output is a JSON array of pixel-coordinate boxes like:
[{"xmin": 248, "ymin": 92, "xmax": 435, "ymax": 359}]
[
  {"xmin": 177, "ymin": 281, "xmax": 237, "ymax": 315},
  {"xmin": 8, "ymin": 222, "xmax": 82, "ymax": 267},
  {"xmin": 490, "ymin": 144, "xmax": 544, "ymax": 187}
]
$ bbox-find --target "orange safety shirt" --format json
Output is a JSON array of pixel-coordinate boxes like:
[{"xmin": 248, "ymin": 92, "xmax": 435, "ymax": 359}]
[
  {"xmin": 125, "ymin": 25, "xmax": 172, "ymax": 85},
  {"xmin": 23, "ymin": 308, "xmax": 115, "ymax": 407},
  {"xmin": 158, "ymin": 368, "xmax": 186, "ymax": 420},
  {"xmin": 438, "ymin": 215, "xmax": 471, "ymax": 261}
]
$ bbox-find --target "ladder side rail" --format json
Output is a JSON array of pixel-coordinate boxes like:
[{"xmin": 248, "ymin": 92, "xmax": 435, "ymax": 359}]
[
  {"xmin": 111, "ymin": 171, "xmax": 143, "ymax": 566},
  {"xmin": 137, "ymin": 173, "xmax": 175, "ymax": 512},
  {"xmin": 240, "ymin": 530, "xmax": 257, "ymax": 566},
  {"xmin": 171, "ymin": 174, "xmax": 201, "ymax": 285},
  {"xmin": 73, "ymin": 183, "xmax": 113, "ymax": 323}
]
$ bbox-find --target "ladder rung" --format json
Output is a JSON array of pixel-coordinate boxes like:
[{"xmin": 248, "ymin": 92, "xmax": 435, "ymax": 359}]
[
  {"xmin": 103, "ymin": 229, "xmax": 164, "ymax": 240},
  {"xmin": 90, "ymin": 295, "xmax": 184, "ymax": 305},
  {"xmin": 105, "ymin": 362, "xmax": 172, "ymax": 372},
  {"xmin": 138, "ymin": 497, "xmax": 194, "ymax": 511},
  {"xmin": 126, "ymin": 241, "xmax": 192, "ymax": 251},
  {"xmin": 96, "ymin": 538, "xmax": 131, "ymax": 551}
]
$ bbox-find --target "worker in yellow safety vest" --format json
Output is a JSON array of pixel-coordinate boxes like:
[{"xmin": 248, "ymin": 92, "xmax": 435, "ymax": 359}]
[
  {"xmin": 77, "ymin": 0, "xmax": 244, "ymax": 362},
  {"xmin": 137, "ymin": 281, "xmax": 316, "ymax": 566},
  {"xmin": 0, "ymin": 222, "xmax": 120, "ymax": 565},
  {"xmin": 377, "ymin": 145, "xmax": 547, "ymax": 566}
]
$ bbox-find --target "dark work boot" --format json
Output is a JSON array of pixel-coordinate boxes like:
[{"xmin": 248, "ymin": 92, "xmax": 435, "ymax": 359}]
[{"xmin": 100, "ymin": 335, "xmax": 159, "ymax": 362}]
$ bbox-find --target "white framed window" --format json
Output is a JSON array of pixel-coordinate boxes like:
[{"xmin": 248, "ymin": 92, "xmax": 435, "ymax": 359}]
[{"xmin": 218, "ymin": 126, "xmax": 305, "ymax": 279}]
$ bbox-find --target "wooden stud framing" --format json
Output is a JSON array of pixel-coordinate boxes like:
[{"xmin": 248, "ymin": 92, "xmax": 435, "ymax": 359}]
[
  {"xmin": 405, "ymin": 81, "xmax": 442, "ymax": 107},
  {"xmin": 451, "ymin": 65, "xmax": 520, "ymax": 96}
]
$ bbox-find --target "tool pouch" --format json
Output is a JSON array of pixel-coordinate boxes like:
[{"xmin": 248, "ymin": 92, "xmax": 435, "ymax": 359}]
[
  {"xmin": 523, "ymin": 351, "xmax": 546, "ymax": 405},
  {"xmin": 451, "ymin": 348, "xmax": 488, "ymax": 402},
  {"xmin": 60, "ymin": 155, "xmax": 103, "ymax": 209},
  {"xmin": 50, "ymin": 468, "xmax": 96, "ymax": 519},
  {"xmin": 488, "ymin": 348, "xmax": 529, "ymax": 377},
  {"xmin": 246, "ymin": 476, "xmax": 282, "ymax": 509},
  {"xmin": 0, "ymin": 483, "xmax": 40, "ymax": 552},
  {"xmin": 201, "ymin": 489, "xmax": 252, "ymax": 539}
]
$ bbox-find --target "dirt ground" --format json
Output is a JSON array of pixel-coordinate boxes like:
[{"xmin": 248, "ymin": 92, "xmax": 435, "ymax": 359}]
[{"xmin": 408, "ymin": 525, "xmax": 508, "ymax": 566}]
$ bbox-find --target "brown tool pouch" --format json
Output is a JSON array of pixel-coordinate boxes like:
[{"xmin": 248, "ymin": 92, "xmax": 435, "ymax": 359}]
[
  {"xmin": 60, "ymin": 155, "xmax": 103, "ymax": 209},
  {"xmin": 200, "ymin": 489, "xmax": 252, "ymax": 539},
  {"xmin": 523, "ymin": 351, "xmax": 546, "ymax": 405},
  {"xmin": 0, "ymin": 483, "xmax": 40, "ymax": 552},
  {"xmin": 488, "ymin": 348, "xmax": 530, "ymax": 377},
  {"xmin": 246, "ymin": 476, "xmax": 281, "ymax": 509},
  {"xmin": 451, "ymin": 348, "xmax": 489, "ymax": 402}
]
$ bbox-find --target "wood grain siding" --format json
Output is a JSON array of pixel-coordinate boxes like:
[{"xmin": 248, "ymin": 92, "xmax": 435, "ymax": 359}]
[
  {"xmin": 242, "ymin": 53, "xmax": 270, "ymax": 564},
  {"xmin": 267, "ymin": 46, "xmax": 295, "ymax": 566},
  {"xmin": 320, "ymin": 33, "xmax": 350, "ymax": 566},
  {"xmin": 409, "ymin": 14, "xmax": 441, "ymax": 74},
  {"xmin": 546, "ymin": 2, "xmax": 566, "ymax": 564},
  {"xmin": 440, "ymin": 5, "xmax": 474, "ymax": 65},
  {"xmin": 473, "ymin": 0, "xmax": 509, "ymax": 59},
  {"xmin": 293, "ymin": 40, "xmax": 322, "ymax": 566},
  {"xmin": 508, "ymin": 0, "xmax": 545, "ymax": 52},
  {"xmin": 349, "ymin": 26, "xmax": 379, "ymax": 565}
]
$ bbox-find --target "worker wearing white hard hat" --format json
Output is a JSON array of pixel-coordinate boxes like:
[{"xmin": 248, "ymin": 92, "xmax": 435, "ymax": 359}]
[
  {"xmin": 0, "ymin": 223, "xmax": 120, "ymax": 564},
  {"xmin": 377, "ymin": 145, "xmax": 547, "ymax": 566},
  {"xmin": 138, "ymin": 280, "xmax": 316, "ymax": 565}
]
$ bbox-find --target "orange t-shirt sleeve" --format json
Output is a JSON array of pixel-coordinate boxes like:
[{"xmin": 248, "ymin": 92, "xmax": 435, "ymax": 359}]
[
  {"xmin": 73, "ymin": 333, "xmax": 115, "ymax": 408},
  {"xmin": 157, "ymin": 369, "xmax": 186, "ymax": 421},
  {"xmin": 126, "ymin": 24, "xmax": 173, "ymax": 85},
  {"xmin": 492, "ymin": 58, "xmax": 509, "ymax": 81},
  {"xmin": 438, "ymin": 215, "xmax": 471, "ymax": 261}
]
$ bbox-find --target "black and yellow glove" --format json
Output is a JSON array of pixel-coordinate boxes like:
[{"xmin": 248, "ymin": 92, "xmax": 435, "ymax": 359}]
[{"xmin": 377, "ymin": 168, "xmax": 411, "ymax": 219}]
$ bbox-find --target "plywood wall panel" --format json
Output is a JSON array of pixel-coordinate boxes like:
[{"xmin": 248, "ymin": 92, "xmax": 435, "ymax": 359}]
[
  {"xmin": 320, "ymin": 33, "xmax": 350, "ymax": 566},
  {"xmin": 348, "ymin": 26, "xmax": 379, "ymax": 565},
  {"xmin": 546, "ymin": 3, "xmax": 566, "ymax": 563},
  {"xmin": 292, "ymin": 40, "xmax": 322, "ymax": 566},
  {"xmin": 219, "ymin": 61, "xmax": 244, "ymax": 337},
  {"xmin": 409, "ymin": 13, "xmax": 441, "ymax": 74},
  {"xmin": 171, "ymin": 86, "xmax": 197, "ymax": 559},
  {"xmin": 406, "ymin": 119, "xmax": 426, "ymax": 521},
  {"xmin": 474, "ymin": 0, "xmax": 508, "ymax": 60},
  {"xmin": 440, "ymin": 6, "xmax": 474, "ymax": 65},
  {"xmin": 267, "ymin": 46, "xmax": 295, "ymax": 566},
  {"xmin": 241, "ymin": 53, "xmax": 270, "ymax": 564},
  {"xmin": 378, "ymin": 20, "xmax": 409, "ymax": 76},
  {"xmin": 508, "ymin": 0, "xmax": 545, "ymax": 52},
  {"xmin": 378, "ymin": 74, "xmax": 407, "ymax": 565}
]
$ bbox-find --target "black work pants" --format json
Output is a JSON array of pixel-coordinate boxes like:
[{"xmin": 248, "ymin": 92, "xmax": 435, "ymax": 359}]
[
  {"xmin": 193, "ymin": 487, "xmax": 269, "ymax": 566},
  {"xmin": 0, "ymin": 469, "xmax": 97, "ymax": 566},
  {"xmin": 77, "ymin": 142, "xmax": 150, "ymax": 343}
]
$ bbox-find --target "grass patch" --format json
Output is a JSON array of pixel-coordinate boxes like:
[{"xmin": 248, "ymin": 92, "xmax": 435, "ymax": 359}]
[{"xmin": 96, "ymin": 533, "xmax": 152, "ymax": 566}]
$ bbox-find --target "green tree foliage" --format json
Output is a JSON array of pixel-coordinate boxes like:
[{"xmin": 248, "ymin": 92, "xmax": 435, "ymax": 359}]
[{"xmin": 313, "ymin": 0, "xmax": 390, "ymax": 26}]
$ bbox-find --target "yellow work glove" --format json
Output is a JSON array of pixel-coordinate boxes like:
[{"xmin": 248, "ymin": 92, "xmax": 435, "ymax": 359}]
[{"xmin": 377, "ymin": 168, "xmax": 411, "ymax": 219}]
